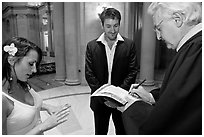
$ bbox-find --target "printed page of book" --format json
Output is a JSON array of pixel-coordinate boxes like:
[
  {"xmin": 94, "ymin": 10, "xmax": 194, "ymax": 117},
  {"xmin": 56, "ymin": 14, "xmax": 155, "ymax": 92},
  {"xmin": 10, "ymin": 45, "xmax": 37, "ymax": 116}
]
[{"xmin": 91, "ymin": 84, "xmax": 141, "ymax": 106}]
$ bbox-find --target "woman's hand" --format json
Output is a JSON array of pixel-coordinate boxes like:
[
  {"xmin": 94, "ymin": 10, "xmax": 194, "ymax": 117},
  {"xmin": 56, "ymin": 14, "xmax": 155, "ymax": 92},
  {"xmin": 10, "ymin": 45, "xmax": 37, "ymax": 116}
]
[
  {"xmin": 47, "ymin": 105, "xmax": 62, "ymax": 115},
  {"xmin": 42, "ymin": 103, "xmax": 70, "ymax": 115},
  {"xmin": 39, "ymin": 104, "xmax": 71, "ymax": 132}
]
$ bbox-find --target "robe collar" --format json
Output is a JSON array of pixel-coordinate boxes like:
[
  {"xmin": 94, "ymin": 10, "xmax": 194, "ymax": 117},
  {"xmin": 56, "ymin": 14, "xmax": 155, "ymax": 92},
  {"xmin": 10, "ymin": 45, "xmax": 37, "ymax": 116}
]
[{"xmin": 177, "ymin": 23, "xmax": 202, "ymax": 52}]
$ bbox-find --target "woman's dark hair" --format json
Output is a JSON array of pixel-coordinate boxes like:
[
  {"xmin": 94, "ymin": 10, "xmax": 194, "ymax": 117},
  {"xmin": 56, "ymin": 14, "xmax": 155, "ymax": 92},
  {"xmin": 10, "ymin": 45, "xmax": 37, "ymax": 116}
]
[
  {"xmin": 99, "ymin": 8, "xmax": 121, "ymax": 26},
  {"xmin": 2, "ymin": 37, "xmax": 42, "ymax": 82}
]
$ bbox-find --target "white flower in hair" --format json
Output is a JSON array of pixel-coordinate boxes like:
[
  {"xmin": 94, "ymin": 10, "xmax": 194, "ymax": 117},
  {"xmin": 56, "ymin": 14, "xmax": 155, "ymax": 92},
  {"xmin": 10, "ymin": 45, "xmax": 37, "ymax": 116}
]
[{"xmin": 4, "ymin": 43, "xmax": 18, "ymax": 56}]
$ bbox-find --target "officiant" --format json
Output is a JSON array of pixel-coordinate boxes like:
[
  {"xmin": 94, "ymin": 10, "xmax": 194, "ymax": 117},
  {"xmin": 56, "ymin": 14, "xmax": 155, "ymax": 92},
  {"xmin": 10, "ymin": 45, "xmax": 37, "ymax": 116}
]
[{"xmin": 120, "ymin": 2, "xmax": 202, "ymax": 135}]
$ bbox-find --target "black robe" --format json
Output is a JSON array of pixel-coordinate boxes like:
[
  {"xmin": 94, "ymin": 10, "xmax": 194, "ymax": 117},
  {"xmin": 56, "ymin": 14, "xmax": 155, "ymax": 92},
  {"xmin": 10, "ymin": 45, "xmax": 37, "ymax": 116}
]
[{"xmin": 122, "ymin": 31, "xmax": 202, "ymax": 135}]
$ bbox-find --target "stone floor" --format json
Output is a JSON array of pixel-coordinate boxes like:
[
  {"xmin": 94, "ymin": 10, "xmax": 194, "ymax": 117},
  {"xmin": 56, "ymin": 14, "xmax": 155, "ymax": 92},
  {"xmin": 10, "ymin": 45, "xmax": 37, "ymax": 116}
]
[
  {"xmin": 38, "ymin": 85, "xmax": 115, "ymax": 135},
  {"xmin": 29, "ymin": 74, "xmax": 116, "ymax": 135},
  {"xmin": 28, "ymin": 70, "xmax": 165, "ymax": 135}
]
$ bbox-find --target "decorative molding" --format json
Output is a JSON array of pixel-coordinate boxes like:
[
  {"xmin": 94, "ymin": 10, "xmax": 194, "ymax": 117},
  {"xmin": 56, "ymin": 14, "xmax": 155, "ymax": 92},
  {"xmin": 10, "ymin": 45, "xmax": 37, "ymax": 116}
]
[{"xmin": 2, "ymin": 5, "xmax": 39, "ymax": 19}]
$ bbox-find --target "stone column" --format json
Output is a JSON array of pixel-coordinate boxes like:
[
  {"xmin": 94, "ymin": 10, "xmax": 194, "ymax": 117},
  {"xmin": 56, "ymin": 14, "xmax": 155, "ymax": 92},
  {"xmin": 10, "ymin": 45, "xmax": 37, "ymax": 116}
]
[
  {"xmin": 53, "ymin": 2, "xmax": 66, "ymax": 81},
  {"xmin": 64, "ymin": 2, "xmax": 80, "ymax": 85},
  {"xmin": 78, "ymin": 3, "xmax": 86, "ymax": 85},
  {"xmin": 139, "ymin": 2, "xmax": 156, "ymax": 85},
  {"xmin": 47, "ymin": 2, "xmax": 53, "ymax": 54}
]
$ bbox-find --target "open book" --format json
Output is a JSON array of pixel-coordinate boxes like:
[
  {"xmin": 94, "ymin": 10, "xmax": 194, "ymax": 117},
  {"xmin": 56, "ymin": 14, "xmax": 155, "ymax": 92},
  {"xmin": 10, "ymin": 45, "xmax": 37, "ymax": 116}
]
[{"xmin": 91, "ymin": 84, "xmax": 142, "ymax": 107}]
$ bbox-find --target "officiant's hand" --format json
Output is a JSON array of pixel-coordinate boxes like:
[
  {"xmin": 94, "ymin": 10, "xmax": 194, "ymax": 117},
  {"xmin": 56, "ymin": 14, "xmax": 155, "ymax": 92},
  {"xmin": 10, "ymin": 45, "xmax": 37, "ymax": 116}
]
[
  {"xmin": 116, "ymin": 96, "xmax": 136, "ymax": 112},
  {"xmin": 130, "ymin": 86, "xmax": 155, "ymax": 104}
]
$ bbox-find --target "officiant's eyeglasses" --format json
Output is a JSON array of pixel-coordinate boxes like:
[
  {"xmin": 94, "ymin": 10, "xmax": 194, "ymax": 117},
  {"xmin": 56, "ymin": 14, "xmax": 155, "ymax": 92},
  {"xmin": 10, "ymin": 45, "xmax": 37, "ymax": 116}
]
[{"xmin": 153, "ymin": 20, "xmax": 163, "ymax": 33}]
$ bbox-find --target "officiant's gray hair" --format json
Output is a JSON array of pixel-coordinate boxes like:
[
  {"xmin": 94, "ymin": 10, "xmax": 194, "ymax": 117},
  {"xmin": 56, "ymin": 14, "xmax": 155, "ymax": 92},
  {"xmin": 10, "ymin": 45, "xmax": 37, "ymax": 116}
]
[{"xmin": 147, "ymin": 2, "xmax": 202, "ymax": 26}]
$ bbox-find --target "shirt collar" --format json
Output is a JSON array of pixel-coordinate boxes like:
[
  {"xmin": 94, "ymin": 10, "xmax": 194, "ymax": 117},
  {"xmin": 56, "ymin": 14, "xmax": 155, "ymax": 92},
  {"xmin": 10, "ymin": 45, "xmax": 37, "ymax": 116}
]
[
  {"xmin": 97, "ymin": 33, "xmax": 124, "ymax": 44},
  {"xmin": 176, "ymin": 23, "xmax": 202, "ymax": 52}
]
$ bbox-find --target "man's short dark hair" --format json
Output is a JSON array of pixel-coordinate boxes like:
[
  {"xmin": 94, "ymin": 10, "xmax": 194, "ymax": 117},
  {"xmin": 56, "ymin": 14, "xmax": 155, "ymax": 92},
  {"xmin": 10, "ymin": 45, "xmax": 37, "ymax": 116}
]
[{"xmin": 99, "ymin": 8, "xmax": 121, "ymax": 26}]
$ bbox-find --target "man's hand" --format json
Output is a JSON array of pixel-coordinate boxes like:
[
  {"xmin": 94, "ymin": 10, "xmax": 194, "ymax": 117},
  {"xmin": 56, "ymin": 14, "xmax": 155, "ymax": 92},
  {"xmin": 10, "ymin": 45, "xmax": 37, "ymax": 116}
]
[{"xmin": 104, "ymin": 100, "xmax": 118, "ymax": 108}]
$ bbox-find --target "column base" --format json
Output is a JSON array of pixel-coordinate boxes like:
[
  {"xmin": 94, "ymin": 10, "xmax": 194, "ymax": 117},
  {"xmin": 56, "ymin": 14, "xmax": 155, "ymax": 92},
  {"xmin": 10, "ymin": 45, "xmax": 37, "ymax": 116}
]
[{"xmin": 65, "ymin": 79, "xmax": 80, "ymax": 86}]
